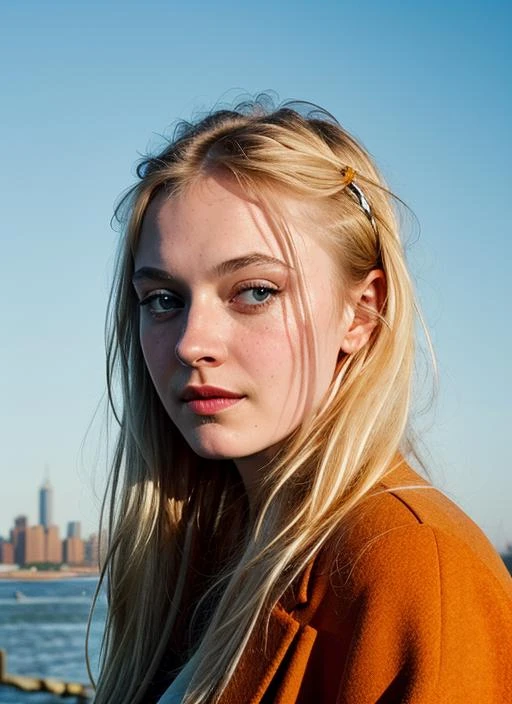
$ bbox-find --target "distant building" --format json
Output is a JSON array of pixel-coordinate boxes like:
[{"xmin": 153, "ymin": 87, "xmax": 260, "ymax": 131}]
[
  {"xmin": 39, "ymin": 479, "xmax": 53, "ymax": 528},
  {"xmin": 63, "ymin": 536, "xmax": 84, "ymax": 565},
  {"xmin": 26, "ymin": 525, "xmax": 45, "ymax": 563},
  {"xmin": 67, "ymin": 521, "xmax": 82, "ymax": 539},
  {"xmin": 14, "ymin": 516, "xmax": 28, "ymax": 530},
  {"xmin": 0, "ymin": 538, "xmax": 14, "ymax": 564},
  {"xmin": 12, "ymin": 515, "xmax": 28, "ymax": 565},
  {"xmin": 84, "ymin": 533, "xmax": 99, "ymax": 566},
  {"xmin": 46, "ymin": 525, "xmax": 62, "ymax": 563}
]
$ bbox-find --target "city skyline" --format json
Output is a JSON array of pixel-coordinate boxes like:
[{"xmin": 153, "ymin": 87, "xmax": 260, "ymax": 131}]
[
  {"xmin": 0, "ymin": 477, "xmax": 97, "ymax": 544},
  {"xmin": 0, "ymin": 478, "xmax": 98, "ymax": 568}
]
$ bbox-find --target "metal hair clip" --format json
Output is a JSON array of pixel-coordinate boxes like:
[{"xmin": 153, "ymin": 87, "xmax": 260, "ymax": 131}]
[{"xmin": 340, "ymin": 167, "xmax": 378, "ymax": 235}]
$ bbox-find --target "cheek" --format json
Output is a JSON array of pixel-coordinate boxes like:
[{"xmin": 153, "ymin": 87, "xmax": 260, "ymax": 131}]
[
  {"xmin": 139, "ymin": 324, "xmax": 175, "ymax": 386},
  {"xmin": 239, "ymin": 318, "xmax": 303, "ymax": 383}
]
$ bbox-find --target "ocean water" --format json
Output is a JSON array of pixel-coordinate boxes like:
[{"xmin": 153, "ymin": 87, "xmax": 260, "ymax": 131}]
[{"xmin": 0, "ymin": 578, "xmax": 106, "ymax": 703}]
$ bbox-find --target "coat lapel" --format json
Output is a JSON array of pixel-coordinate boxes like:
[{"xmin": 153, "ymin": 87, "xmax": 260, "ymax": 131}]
[
  {"xmin": 217, "ymin": 555, "xmax": 330, "ymax": 704},
  {"xmin": 218, "ymin": 606, "xmax": 303, "ymax": 704}
]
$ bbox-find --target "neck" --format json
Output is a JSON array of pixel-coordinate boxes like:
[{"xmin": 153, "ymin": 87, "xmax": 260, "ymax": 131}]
[{"xmin": 234, "ymin": 443, "xmax": 283, "ymax": 515}]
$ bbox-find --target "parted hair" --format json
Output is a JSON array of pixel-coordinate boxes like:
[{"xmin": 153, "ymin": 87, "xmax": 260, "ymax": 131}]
[{"xmin": 90, "ymin": 95, "xmax": 423, "ymax": 703}]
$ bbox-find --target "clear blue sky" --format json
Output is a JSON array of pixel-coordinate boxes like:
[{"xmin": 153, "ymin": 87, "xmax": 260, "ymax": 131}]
[{"xmin": 1, "ymin": 1, "xmax": 510, "ymax": 548}]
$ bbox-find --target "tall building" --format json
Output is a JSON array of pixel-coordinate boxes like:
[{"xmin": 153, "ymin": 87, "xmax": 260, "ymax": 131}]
[
  {"xmin": 46, "ymin": 525, "xmax": 62, "ymax": 564},
  {"xmin": 84, "ymin": 533, "xmax": 99, "ymax": 566},
  {"xmin": 39, "ymin": 478, "xmax": 53, "ymax": 528},
  {"xmin": 12, "ymin": 515, "xmax": 28, "ymax": 565},
  {"xmin": 63, "ymin": 536, "xmax": 84, "ymax": 565},
  {"xmin": 67, "ymin": 521, "xmax": 82, "ymax": 539},
  {"xmin": 26, "ymin": 525, "xmax": 45, "ymax": 563},
  {"xmin": 0, "ymin": 539, "xmax": 14, "ymax": 564}
]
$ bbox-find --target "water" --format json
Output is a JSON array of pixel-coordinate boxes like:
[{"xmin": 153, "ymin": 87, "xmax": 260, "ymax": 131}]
[{"xmin": 0, "ymin": 578, "xmax": 106, "ymax": 703}]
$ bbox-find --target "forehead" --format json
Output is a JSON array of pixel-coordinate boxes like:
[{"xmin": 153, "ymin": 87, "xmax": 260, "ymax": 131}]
[
  {"xmin": 135, "ymin": 173, "xmax": 337, "ymax": 285},
  {"xmin": 136, "ymin": 175, "xmax": 282, "ymax": 265}
]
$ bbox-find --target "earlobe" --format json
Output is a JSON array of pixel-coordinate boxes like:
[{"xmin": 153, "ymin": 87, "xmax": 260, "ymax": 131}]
[{"xmin": 339, "ymin": 270, "xmax": 386, "ymax": 355}]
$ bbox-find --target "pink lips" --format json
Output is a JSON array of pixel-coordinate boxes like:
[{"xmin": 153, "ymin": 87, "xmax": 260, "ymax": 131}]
[{"xmin": 181, "ymin": 385, "xmax": 245, "ymax": 415}]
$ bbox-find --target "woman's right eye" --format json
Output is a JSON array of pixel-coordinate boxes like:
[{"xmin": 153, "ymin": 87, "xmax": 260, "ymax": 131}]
[{"xmin": 139, "ymin": 291, "xmax": 183, "ymax": 316}]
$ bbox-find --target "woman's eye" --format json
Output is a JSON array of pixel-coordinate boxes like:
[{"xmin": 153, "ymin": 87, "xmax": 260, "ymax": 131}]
[
  {"xmin": 234, "ymin": 285, "xmax": 279, "ymax": 307},
  {"xmin": 139, "ymin": 291, "xmax": 183, "ymax": 316}
]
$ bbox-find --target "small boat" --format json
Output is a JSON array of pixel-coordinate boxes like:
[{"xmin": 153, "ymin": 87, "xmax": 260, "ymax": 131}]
[{"xmin": 14, "ymin": 590, "xmax": 26, "ymax": 601}]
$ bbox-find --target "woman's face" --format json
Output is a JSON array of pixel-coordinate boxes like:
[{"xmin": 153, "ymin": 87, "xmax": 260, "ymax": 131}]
[{"xmin": 133, "ymin": 173, "xmax": 355, "ymax": 471}]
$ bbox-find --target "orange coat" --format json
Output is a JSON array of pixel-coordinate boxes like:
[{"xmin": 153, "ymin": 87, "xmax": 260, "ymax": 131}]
[{"xmin": 214, "ymin": 461, "xmax": 512, "ymax": 703}]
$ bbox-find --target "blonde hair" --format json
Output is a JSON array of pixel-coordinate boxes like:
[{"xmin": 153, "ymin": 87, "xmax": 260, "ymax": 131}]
[{"xmin": 90, "ymin": 96, "xmax": 423, "ymax": 703}]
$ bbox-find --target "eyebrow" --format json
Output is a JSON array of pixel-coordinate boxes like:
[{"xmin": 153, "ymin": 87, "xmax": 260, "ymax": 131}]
[
  {"xmin": 132, "ymin": 253, "xmax": 292, "ymax": 284},
  {"xmin": 213, "ymin": 253, "xmax": 291, "ymax": 277}
]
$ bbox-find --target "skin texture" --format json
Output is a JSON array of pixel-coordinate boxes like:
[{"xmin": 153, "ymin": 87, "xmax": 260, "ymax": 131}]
[{"xmin": 133, "ymin": 173, "xmax": 383, "ymax": 497}]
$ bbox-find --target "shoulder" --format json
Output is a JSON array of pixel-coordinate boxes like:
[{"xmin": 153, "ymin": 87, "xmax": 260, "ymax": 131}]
[
  {"xmin": 297, "ymin": 460, "xmax": 512, "ymax": 701},
  {"xmin": 329, "ymin": 457, "xmax": 512, "ymax": 596}
]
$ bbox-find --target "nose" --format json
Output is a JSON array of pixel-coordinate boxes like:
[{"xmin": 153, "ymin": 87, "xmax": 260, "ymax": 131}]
[{"xmin": 175, "ymin": 300, "xmax": 228, "ymax": 368}]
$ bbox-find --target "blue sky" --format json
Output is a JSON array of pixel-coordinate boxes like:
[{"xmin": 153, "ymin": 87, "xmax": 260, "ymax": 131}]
[{"xmin": 1, "ymin": 1, "xmax": 510, "ymax": 548}]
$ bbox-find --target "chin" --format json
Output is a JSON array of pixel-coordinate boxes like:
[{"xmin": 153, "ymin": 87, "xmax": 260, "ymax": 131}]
[
  {"xmin": 190, "ymin": 445, "xmax": 234, "ymax": 461},
  {"xmin": 188, "ymin": 442, "xmax": 257, "ymax": 461},
  {"xmin": 181, "ymin": 428, "xmax": 264, "ymax": 462},
  {"xmin": 182, "ymin": 431, "xmax": 243, "ymax": 461}
]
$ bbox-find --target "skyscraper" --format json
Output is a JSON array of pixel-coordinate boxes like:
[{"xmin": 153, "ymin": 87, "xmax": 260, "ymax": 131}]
[
  {"xmin": 46, "ymin": 525, "xmax": 62, "ymax": 564},
  {"xmin": 39, "ymin": 478, "xmax": 53, "ymax": 529},
  {"xmin": 12, "ymin": 516, "xmax": 27, "ymax": 565},
  {"xmin": 67, "ymin": 521, "xmax": 81, "ymax": 539},
  {"xmin": 26, "ymin": 525, "xmax": 45, "ymax": 563}
]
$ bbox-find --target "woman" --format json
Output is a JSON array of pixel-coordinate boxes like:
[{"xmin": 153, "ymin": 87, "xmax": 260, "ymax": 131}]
[{"xmin": 91, "ymin": 98, "xmax": 512, "ymax": 703}]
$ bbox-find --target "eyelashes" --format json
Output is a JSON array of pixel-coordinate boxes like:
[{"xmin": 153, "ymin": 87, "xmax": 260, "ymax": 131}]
[
  {"xmin": 138, "ymin": 282, "xmax": 282, "ymax": 319},
  {"xmin": 231, "ymin": 282, "xmax": 280, "ymax": 311},
  {"xmin": 139, "ymin": 291, "xmax": 183, "ymax": 316}
]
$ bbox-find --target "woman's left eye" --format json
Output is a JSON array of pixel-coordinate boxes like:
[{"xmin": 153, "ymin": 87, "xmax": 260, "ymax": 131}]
[{"xmin": 233, "ymin": 285, "xmax": 279, "ymax": 308}]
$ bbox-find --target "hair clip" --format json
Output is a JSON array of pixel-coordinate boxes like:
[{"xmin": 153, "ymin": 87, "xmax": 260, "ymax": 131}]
[
  {"xmin": 340, "ymin": 166, "xmax": 356, "ymax": 186},
  {"xmin": 340, "ymin": 166, "xmax": 378, "ymax": 235}
]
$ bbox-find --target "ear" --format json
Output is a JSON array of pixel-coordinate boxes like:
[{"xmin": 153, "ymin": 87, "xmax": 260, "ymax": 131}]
[{"xmin": 339, "ymin": 270, "xmax": 386, "ymax": 355}]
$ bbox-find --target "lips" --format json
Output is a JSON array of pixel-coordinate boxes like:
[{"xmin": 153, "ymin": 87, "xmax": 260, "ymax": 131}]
[
  {"xmin": 181, "ymin": 385, "xmax": 244, "ymax": 402},
  {"xmin": 181, "ymin": 385, "xmax": 245, "ymax": 416}
]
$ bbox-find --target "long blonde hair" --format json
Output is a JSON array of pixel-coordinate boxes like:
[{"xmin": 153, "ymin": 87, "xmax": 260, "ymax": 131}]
[{"xmin": 91, "ymin": 96, "xmax": 423, "ymax": 703}]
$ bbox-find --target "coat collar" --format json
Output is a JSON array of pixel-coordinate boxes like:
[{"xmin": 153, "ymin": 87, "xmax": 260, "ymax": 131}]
[{"xmin": 218, "ymin": 551, "xmax": 331, "ymax": 704}]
